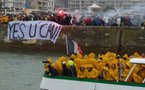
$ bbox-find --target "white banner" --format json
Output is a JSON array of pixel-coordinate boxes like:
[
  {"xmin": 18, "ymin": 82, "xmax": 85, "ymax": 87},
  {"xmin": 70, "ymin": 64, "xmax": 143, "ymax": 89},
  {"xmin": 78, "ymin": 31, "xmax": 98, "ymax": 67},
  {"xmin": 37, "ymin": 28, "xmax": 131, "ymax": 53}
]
[{"xmin": 8, "ymin": 21, "xmax": 62, "ymax": 43}]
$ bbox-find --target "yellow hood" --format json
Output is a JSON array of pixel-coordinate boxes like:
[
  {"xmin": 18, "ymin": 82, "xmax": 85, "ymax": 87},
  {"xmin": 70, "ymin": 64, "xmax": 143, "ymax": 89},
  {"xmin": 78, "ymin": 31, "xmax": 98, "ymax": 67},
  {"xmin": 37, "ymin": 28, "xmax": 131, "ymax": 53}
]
[{"xmin": 88, "ymin": 53, "xmax": 95, "ymax": 58}]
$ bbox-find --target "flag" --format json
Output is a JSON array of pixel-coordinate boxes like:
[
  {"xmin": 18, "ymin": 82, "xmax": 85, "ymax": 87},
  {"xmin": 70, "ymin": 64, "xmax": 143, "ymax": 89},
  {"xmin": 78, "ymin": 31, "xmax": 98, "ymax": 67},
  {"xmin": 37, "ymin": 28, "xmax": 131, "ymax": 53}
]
[{"xmin": 66, "ymin": 35, "xmax": 83, "ymax": 56}]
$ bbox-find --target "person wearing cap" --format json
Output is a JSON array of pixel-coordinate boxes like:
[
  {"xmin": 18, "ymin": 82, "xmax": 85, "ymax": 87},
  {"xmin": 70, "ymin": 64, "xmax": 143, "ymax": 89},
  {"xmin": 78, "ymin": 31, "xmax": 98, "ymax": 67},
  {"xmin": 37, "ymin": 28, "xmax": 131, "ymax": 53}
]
[
  {"xmin": 44, "ymin": 58, "xmax": 53, "ymax": 73},
  {"xmin": 44, "ymin": 58, "xmax": 58, "ymax": 76}
]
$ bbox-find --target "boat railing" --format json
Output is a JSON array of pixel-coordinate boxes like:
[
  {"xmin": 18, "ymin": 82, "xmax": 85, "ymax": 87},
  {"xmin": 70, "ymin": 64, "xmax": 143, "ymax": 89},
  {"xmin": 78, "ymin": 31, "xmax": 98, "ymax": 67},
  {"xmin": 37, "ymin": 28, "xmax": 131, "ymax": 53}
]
[{"xmin": 125, "ymin": 58, "xmax": 145, "ymax": 83}]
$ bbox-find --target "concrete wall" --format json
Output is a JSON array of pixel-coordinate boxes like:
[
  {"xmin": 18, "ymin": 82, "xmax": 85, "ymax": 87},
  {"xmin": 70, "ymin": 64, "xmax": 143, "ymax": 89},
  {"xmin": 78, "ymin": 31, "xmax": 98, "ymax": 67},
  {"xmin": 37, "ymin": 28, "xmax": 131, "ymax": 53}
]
[{"xmin": 0, "ymin": 24, "xmax": 144, "ymax": 55}]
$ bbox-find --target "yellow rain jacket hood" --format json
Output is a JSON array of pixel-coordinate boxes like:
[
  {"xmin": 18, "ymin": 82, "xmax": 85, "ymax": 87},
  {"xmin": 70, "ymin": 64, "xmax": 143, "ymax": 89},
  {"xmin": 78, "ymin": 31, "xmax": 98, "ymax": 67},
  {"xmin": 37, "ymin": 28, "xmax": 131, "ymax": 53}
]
[
  {"xmin": 77, "ymin": 53, "xmax": 83, "ymax": 59},
  {"xmin": 88, "ymin": 53, "xmax": 95, "ymax": 58},
  {"xmin": 86, "ymin": 64, "xmax": 99, "ymax": 79}
]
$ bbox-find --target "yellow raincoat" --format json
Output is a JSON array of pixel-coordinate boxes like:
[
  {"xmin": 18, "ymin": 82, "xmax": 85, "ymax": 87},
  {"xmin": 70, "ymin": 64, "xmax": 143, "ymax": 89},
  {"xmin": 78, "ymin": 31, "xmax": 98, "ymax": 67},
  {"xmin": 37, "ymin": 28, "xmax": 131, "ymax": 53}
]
[
  {"xmin": 102, "ymin": 66, "xmax": 112, "ymax": 80},
  {"xmin": 132, "ymin": 73, "xmax": 143, "ymax": 83},
  {"xmin": 70, "ymin": 54, "xmax": 76, "ymax": 60},
  {"xmin": 87, "ymin": 53, "xmax": 97, "ymax": 68},
  {"xmin": 44, "ymin": 58, "xmax": 53, "ymax": 72},
  {"xmin": 109, "ymin": 62, "xmax": 119, "ymax": 81},
  {"xmin": 86, "ymin": 64, "xmax": 99, "ymax": 79},
  {"xmin": 133, "ymin": 52, "xmax": 141, "ymax": 58},
  {"xmin": 77, "ymin": 65, "xmax": 87, "ymax": 78},
  {"xmin": 139, "ymin": 65, "xmax": 145, "ymax": 78},
  {"xmin": 53, "ymin": 56, "xmax": 68, "ymax": 75}
]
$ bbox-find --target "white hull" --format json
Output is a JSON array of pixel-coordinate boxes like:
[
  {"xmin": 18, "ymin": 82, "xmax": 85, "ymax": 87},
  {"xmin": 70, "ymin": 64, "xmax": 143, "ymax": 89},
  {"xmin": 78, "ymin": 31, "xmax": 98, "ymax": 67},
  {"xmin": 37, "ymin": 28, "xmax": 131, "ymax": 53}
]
[{"xmin": 40, "ymin": 76, "xmax": 145, "ymax": 90}]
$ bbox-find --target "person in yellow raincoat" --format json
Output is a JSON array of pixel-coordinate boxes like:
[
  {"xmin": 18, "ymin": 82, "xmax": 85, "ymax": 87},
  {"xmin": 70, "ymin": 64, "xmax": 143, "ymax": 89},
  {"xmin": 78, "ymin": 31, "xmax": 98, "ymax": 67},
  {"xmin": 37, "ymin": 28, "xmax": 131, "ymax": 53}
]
[
  {"xmin": 95, "ymin": 57, "xmax": 104, "ymax": 78},
  {"xmin": 86, "ymin": 64, "xmax": 100, "ymax": 79},
  {"xmin": 131, "ymin": 65, "xmax": 144, "ymax": 83},
  {"xmin": 122, "ymin": 61, "xmax": 131, "ymax": 80},
  {"xmin": 109, "ymin": 61, "xmax": 119, "ymax": 81},
  {"xmin": 104, "ymin": 51, "xmax": 111, "ymax": 58},
  {"xmin": 122, "ymin": 61, "xmax": 138, "ymax": 82},
  {"xmin": 70, "ymin": 54, "xmax": 76, "ymax": 61},
  {"xmin": 132, "ymin": 73, "xmax": 143, "ymax": 83},
  {"xmin": 44, "ymin": 58, "xmax": 53, "ymax": 72},
  {"xmin": 83, "ymin": 55, "xmax": 89, "ymax": 65},
  {"xmin": 74, "ymin": 53, "xmax": 83, "ymax": 72},
  {"xmin": 108, "ymin": 52, "xmax": 117, "ymax": 61},
  {"xmin": 102, "ymin": 64, "xmax": 112, "ymax": 80},
  {"xmin": 83, "ymin": 55, "xmax": 88, "ymax": 59},
  {"xmin": 122, "ymin": 54, "xmax": 130, "ymax": 61},
  {"xmin": 77, "ymin": 65, "xmax": 87, "ymax": 78},
  {"xmin": 77, "ymin": 53, "xmax": 83, "ymax": 59},
  {"xmin": 102, "ymin": 55, "xmax": 110, "ymax": 66},
  {"xmin": 87, "ymin": 53, "xmax": 97, "ymax": 68},
  {"xmin": 53, "ymin": 56, "xmax": 68, "ymax": 75},
  {"xmin": 139, "ymin": 65, "xmax": 145, "ymax": 79},
  {"xmin": 133, "ymin": 52, "xmax": 141, "ymax": 58}
]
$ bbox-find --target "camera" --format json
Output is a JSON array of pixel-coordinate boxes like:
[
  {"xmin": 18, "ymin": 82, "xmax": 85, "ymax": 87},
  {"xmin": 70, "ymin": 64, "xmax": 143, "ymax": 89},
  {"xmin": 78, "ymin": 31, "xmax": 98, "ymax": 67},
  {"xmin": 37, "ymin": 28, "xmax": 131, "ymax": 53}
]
[{"xmin": 42, "ymin": 61, "xmax": 50, "ymax": 63}]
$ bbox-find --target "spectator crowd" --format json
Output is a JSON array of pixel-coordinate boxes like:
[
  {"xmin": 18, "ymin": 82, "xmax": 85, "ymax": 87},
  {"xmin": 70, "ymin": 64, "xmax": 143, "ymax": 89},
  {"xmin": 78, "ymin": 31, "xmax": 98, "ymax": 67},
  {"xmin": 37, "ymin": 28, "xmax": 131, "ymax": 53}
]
[{"xmin": 0, "ymin": 11, "xmax": 145, "ymax": 27}]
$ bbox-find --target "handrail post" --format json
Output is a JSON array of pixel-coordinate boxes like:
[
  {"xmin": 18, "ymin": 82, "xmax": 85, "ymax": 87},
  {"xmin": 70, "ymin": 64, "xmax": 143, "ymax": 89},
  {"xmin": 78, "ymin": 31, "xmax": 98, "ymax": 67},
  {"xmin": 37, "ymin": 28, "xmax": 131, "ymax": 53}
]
[
  {"xmin": 142, "ymin": 78, "xmax": 145, "ymax": 83},
  {"xmin": 124, "ymin": 64, "xmax": 137, "ymax": 82}
]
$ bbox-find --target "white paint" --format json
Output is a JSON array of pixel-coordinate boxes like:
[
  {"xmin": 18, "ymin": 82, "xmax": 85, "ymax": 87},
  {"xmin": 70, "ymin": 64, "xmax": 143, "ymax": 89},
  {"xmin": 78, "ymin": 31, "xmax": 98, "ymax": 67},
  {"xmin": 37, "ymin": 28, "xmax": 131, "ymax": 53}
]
[
  {"xmin": 130, "ymin": 58, "xmax": 145, "ymax": 64},
  {"xmin": 40, "ymin": 77, "xmax": 145, "ymax": 90}
]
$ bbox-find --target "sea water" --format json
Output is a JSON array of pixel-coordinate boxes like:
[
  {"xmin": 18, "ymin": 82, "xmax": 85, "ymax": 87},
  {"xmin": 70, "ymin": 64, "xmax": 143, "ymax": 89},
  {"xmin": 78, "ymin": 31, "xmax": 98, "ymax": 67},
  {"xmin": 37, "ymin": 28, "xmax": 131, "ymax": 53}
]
[{"xmin": 0, "ymin": 51, "xmax": 61, "ymax": 90}]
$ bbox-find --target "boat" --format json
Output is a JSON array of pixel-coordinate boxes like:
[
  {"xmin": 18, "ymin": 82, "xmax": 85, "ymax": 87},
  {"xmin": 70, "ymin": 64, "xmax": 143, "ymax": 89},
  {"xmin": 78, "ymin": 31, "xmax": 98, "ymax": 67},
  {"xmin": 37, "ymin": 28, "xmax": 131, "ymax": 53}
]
[{"xmin": 39, "ymin": 58, "xmax": 145, "ymax": 90}]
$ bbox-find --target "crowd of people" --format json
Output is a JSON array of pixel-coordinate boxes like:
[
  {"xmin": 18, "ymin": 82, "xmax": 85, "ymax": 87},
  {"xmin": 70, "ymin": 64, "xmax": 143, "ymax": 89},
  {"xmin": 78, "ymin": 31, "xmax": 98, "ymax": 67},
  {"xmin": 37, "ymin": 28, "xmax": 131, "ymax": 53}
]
[
  {"xmin": 43, "ymin": 52, "xmax": 145, "ymax": 83},
  {"xmin": 1, "ymin": 11, "xmax": 145, "ymax": 27}
]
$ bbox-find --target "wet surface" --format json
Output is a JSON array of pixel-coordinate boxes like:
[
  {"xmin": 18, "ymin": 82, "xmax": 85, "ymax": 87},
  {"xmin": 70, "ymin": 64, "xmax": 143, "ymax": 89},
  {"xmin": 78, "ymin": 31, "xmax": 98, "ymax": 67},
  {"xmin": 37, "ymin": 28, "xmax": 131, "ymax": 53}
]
[{"xmin": 0, "ymin": 51, "xmax": 61, "ymax": 90}]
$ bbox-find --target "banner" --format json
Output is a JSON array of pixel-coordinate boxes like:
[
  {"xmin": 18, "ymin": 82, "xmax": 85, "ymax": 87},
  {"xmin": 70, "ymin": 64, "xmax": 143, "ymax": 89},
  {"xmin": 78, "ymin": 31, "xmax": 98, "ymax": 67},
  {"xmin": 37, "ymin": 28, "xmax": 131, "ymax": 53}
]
[{"xmin": 8, "ymin": 21, "xmax": 62, "ymax": 43}]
